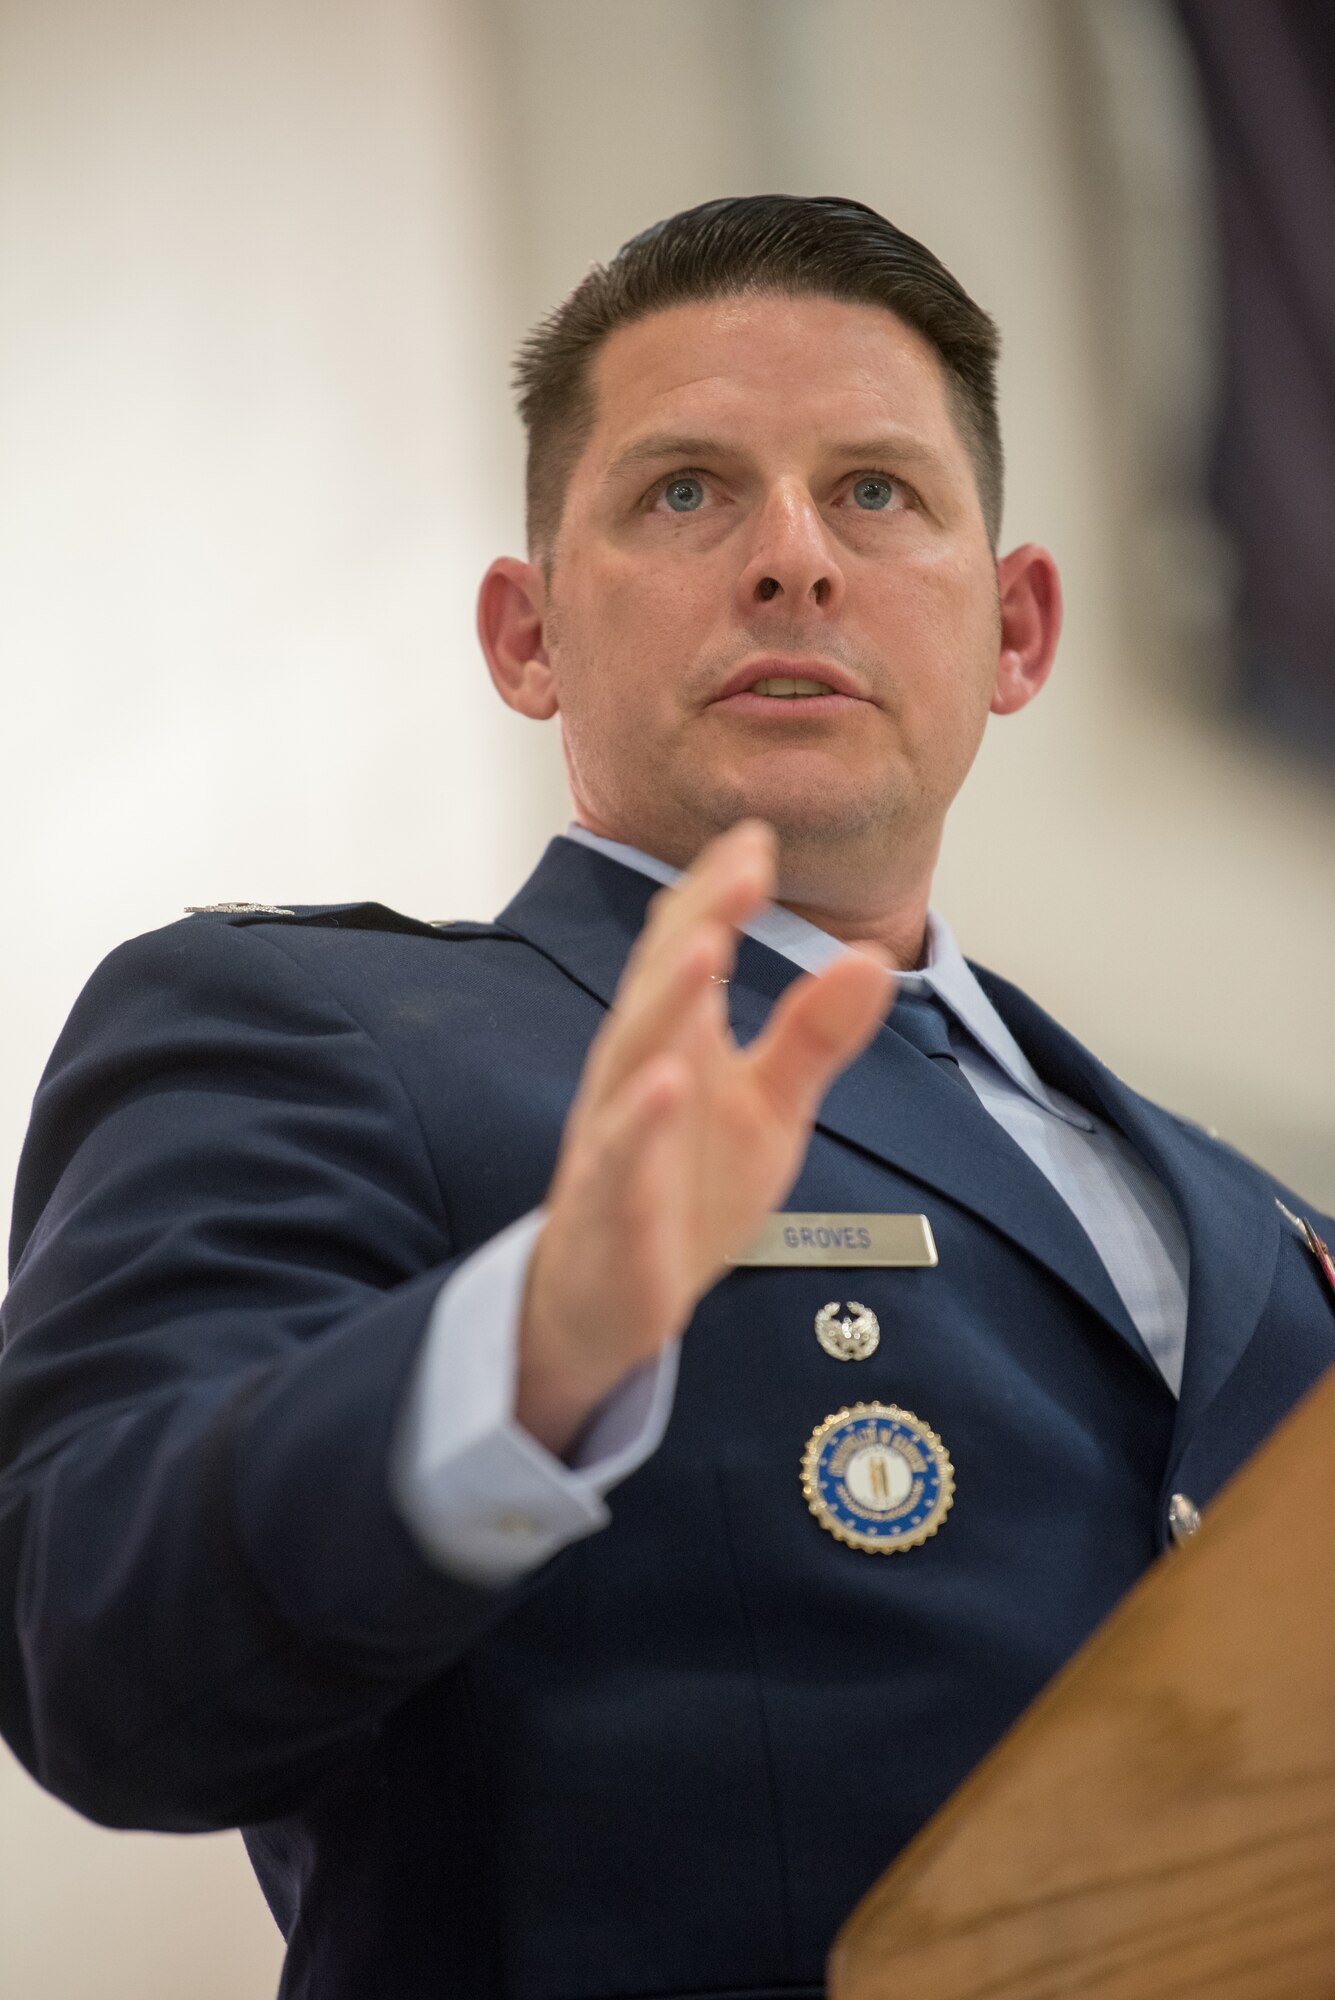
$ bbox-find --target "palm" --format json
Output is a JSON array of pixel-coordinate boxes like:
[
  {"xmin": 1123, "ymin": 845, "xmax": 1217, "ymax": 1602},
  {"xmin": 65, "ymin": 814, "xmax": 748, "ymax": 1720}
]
[
  {"xmin": 518, "ymin": 823, "xmax": 893, "ymax": 1453},
  {"xmin": 671, "ymin": 992, "xmax": 823, "ymax": 1297}
]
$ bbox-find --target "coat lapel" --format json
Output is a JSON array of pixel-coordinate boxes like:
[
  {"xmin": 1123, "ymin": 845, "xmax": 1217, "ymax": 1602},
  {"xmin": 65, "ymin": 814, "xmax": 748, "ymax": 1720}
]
[
  {"xmin": 496, "ymin": 835, "xmax": 660, "ymax": 1008},
  {"xmin": 725, "ymin": 936, "xmax": 1155, "ymax": 1366},
  {"xmin": 974, "ymin": 967, "xmax": 1281, "ymax": 1461},
  {"xmin": 499, "ymin": 840, "xmax": 1158, "ymax": 1369}
]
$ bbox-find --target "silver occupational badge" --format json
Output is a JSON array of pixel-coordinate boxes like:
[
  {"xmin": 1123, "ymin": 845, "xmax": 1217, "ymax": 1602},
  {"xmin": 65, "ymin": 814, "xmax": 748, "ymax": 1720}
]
[{"xmin": 814, "ymin": 1300, "xmax": 880, "ymax": 1361}]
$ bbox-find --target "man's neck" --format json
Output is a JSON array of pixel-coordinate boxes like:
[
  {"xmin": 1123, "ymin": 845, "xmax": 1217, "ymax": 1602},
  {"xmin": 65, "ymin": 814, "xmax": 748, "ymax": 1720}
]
[
  {"xmin": 771, "ymin": 889, "xmax": 931, "ymax": 972},
  {"xmin": 570, "ymin": 818, "xmax": 935, "ymax": 973}
]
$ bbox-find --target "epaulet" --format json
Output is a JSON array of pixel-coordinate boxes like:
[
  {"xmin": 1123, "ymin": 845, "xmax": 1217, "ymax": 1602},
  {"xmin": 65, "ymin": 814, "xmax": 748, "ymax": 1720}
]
[{"xmin": 181, "ymin": 901, "xmax": 510, "ymax": 942}]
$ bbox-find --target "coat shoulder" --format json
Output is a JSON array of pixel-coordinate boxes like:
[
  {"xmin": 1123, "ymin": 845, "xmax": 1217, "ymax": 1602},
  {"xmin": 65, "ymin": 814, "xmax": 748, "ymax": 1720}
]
[{"xmin": 54, "ymin": 903, "xmax": 535, "ymax": 1083}]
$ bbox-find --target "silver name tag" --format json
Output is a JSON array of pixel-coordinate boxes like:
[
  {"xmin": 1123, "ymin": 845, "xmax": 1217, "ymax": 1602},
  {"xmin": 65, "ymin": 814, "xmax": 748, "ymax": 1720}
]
[{"xmin": 732, "ymin": 1213, "xmax": 938, "ymax": 1268}]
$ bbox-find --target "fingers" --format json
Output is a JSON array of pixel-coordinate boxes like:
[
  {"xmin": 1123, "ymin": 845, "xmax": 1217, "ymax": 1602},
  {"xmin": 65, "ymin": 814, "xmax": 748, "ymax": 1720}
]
[
  {"xmin": 582, "ymin": 821, "xmax": 775, "ymax": 1107},
  {"xmin": 747, "ymin": 946, "xmax": 895, "ymax": 1127},
  {"xmin": 627, "ymin": 820, "xmax": 775, "ymax": 985},
  {"xmin": 579, "ymin": 917, "xmax": 724, "ymax": 1105}
]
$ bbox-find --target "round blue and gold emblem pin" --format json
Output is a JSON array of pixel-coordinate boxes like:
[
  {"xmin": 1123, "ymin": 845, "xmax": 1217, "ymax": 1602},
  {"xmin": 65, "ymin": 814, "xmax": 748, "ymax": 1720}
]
[{"xmin": 801, "ymin": 1402, "xmax": 954, "ymax": 1553}]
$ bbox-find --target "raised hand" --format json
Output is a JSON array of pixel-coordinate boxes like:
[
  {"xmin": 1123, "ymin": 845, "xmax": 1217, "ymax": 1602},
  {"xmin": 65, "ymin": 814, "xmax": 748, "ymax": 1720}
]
[{"xmin": 516, "ymin": 821, "xmax": 894, "ymax": 1455}]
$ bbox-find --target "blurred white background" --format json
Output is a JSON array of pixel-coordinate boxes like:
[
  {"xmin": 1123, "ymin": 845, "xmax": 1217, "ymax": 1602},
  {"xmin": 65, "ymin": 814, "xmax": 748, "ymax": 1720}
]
[{"xmin": 2, "ymin": 1, "xmax": 1332, "ymax": 1993}]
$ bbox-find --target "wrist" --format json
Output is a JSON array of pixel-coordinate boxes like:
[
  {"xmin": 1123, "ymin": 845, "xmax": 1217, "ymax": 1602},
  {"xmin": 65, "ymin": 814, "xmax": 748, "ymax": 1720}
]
[{"xmin": 515, "ymin": 1224, "xmax": 625, "ymax": 1458}]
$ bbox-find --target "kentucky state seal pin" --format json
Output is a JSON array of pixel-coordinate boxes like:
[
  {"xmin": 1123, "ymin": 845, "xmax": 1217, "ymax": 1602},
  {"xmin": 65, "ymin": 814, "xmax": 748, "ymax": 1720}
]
[{"xmin": 801, "ymin": 1402, "xmax": 954, "ymax": 1554}]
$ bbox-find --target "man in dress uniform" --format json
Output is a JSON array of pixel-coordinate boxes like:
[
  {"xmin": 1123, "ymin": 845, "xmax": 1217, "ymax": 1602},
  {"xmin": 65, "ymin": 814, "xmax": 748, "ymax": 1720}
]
[{"xmin": 3, "ymin": 195, "xmax": 1334, "ymax": 2000}]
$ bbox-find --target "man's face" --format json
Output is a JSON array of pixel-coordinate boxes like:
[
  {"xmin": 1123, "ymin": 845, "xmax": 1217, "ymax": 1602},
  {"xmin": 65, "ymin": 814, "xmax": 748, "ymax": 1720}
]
[{"xmin": 535, "ymin": 292, "xmax": 1010, "ymax": 888}]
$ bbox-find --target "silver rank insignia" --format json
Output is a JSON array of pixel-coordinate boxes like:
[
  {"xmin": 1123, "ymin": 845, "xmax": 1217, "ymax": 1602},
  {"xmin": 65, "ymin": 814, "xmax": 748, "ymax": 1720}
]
[
  {"xmin": 1302, "ymin": 1217, "xmax": 1335, "ymax": 1301},
  {"xmin": 802, "ymin": 1402, "xmax": 954, "ymax": 1554},
  {"xmin": 814, "ymin": 1300, "xmax": 880, "ymax": 1361},
  {"xmin": 1276, "ymin": 1199, "xmax": 1335, "ymax": 1305}
]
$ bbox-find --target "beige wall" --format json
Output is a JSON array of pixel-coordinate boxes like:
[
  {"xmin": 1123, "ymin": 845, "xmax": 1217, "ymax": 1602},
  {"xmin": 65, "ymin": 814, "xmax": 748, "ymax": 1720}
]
[{"xmin": 2, "ymin": 2, "xmax": 1331, "ymax": 1993}]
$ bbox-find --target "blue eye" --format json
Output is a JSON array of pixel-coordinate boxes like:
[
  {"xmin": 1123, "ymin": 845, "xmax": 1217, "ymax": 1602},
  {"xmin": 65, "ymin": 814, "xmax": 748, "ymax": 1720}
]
[
  {"xmin": 662, "ymin": 475, "xmax": 706, "ymax": 513},
  {"xmin": 852, "ymin": 476, "xmax": 896, "ymax": 510}
]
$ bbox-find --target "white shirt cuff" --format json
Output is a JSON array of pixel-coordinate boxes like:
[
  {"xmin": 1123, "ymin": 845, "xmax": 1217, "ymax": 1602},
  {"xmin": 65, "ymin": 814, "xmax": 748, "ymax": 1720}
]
[{"xmin": 389, "ymin": 1209, "xmax": 679, "ymax": 1586}]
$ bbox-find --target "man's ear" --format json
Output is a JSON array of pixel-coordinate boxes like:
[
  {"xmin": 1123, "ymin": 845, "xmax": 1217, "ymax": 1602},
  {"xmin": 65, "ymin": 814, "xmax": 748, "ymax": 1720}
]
[
  {"xmin": 990, "ymin": 544, "xmax": 1062, "ymax": 717},
  {"xmin": 477, "ymin": 557, "xmax": 559, "ymax": 720}
]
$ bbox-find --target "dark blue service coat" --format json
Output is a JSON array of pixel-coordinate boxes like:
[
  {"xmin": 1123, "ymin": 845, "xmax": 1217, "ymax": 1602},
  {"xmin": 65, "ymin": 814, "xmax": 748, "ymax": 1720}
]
[{"xmin": 2, "ymin": 835, "xmax": 1332, "ymax": 2000}]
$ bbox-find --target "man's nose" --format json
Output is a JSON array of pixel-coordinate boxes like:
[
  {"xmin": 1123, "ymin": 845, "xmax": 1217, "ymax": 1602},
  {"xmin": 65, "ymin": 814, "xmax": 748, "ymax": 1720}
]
[{"xmin": 736, "ymin": 485, "xmax": 844, "ymax": 614}]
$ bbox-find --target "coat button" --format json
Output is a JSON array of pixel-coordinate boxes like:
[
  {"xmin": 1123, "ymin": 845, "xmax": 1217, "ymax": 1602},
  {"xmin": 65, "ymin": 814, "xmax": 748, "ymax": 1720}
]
[{"xmin": 1168, "ymin": 1492, "xmax": 1201, "ymax": 1545}]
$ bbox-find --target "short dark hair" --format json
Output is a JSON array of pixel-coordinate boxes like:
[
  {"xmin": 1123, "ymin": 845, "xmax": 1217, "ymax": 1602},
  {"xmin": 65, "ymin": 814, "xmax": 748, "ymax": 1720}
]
[{"xmin": 513, "ymin": 193, "xmax": 1004, "ymax": 560}]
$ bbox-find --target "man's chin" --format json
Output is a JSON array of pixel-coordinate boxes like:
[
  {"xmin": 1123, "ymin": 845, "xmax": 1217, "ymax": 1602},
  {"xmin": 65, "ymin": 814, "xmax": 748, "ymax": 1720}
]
[{"xmin": 679, "ymin": 777, "xmax": 904, "ymax": 852}]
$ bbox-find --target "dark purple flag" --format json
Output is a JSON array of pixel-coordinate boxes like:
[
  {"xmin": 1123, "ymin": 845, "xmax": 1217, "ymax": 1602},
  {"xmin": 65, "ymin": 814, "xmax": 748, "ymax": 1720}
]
[{"xmin": 1175, "ymin": 0, "xmax": 1335, "ymax": 759}]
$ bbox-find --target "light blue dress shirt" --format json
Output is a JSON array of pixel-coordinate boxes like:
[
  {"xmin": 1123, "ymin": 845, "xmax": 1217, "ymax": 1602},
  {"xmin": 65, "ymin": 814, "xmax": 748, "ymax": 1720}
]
[{"xmin": 391, "ymin": 828, "xmax": 1190, "ymax": 1584}]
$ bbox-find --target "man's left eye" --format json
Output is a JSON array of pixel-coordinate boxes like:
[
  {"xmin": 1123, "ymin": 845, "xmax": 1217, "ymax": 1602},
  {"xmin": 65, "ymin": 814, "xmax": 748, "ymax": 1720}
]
[
  {"xmin": 661, "ymin": 476, "xmax": 706, "ymax": 513},
  {"xmin": 850, "ymin": 476, "xmax": 898, "ymax": 511}
]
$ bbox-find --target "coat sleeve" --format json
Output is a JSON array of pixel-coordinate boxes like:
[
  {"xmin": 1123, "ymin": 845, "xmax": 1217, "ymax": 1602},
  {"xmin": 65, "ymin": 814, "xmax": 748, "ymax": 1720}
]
[{"xmin": 0, "ymin": 916, "xmax": 531, "ymax": 1831}]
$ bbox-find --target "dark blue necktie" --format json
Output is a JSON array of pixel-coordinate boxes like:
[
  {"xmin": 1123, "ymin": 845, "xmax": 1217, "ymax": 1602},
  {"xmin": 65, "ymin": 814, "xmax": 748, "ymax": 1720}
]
[{"xmin": 888, "ymin": 990, "xmax": 974, "ymax": 1093}]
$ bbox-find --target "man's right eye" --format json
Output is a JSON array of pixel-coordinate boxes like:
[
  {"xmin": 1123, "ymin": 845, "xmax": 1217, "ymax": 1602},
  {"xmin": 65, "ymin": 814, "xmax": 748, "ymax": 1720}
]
[{"xmin": 659, "ymin": 475, "xmax": 706, "ymax": 513}]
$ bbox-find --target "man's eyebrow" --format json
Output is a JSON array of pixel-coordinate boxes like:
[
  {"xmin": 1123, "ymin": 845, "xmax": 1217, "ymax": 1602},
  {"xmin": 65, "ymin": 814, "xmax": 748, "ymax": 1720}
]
[
  {"xmin": 604, "ymin": 429, "xmax": 946, "ymax": 478},
  {"xmin": 829, "ymin": 434, "xmax": 945, "ymax": 469},
  {"xmin": 605, "ymin": 434, "xmax": 734, "ymax": 478}
]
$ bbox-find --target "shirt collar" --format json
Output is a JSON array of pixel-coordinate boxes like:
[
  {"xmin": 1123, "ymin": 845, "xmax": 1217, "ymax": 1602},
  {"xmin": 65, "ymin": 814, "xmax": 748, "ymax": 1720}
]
[{"xmin": 564, "ymin": 823, "xmax": 1088, "ymax": 1128}]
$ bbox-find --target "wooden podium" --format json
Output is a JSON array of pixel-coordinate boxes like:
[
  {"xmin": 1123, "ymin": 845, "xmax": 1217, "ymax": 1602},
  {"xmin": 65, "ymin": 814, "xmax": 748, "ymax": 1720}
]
[{"xmin": 829, "ymin": 1361, "xmax": 1335, "ymax": 2000}]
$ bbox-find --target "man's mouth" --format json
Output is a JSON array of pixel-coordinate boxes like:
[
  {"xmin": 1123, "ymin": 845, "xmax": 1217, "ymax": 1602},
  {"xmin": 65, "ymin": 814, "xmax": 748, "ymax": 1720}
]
[
  {"xmin": 748, "ymin": 677, "xmax": 837, "ymax": 699},
  {"xmin": 712, "ymin": 659, "xmax": 871, "ymax": 705}
]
